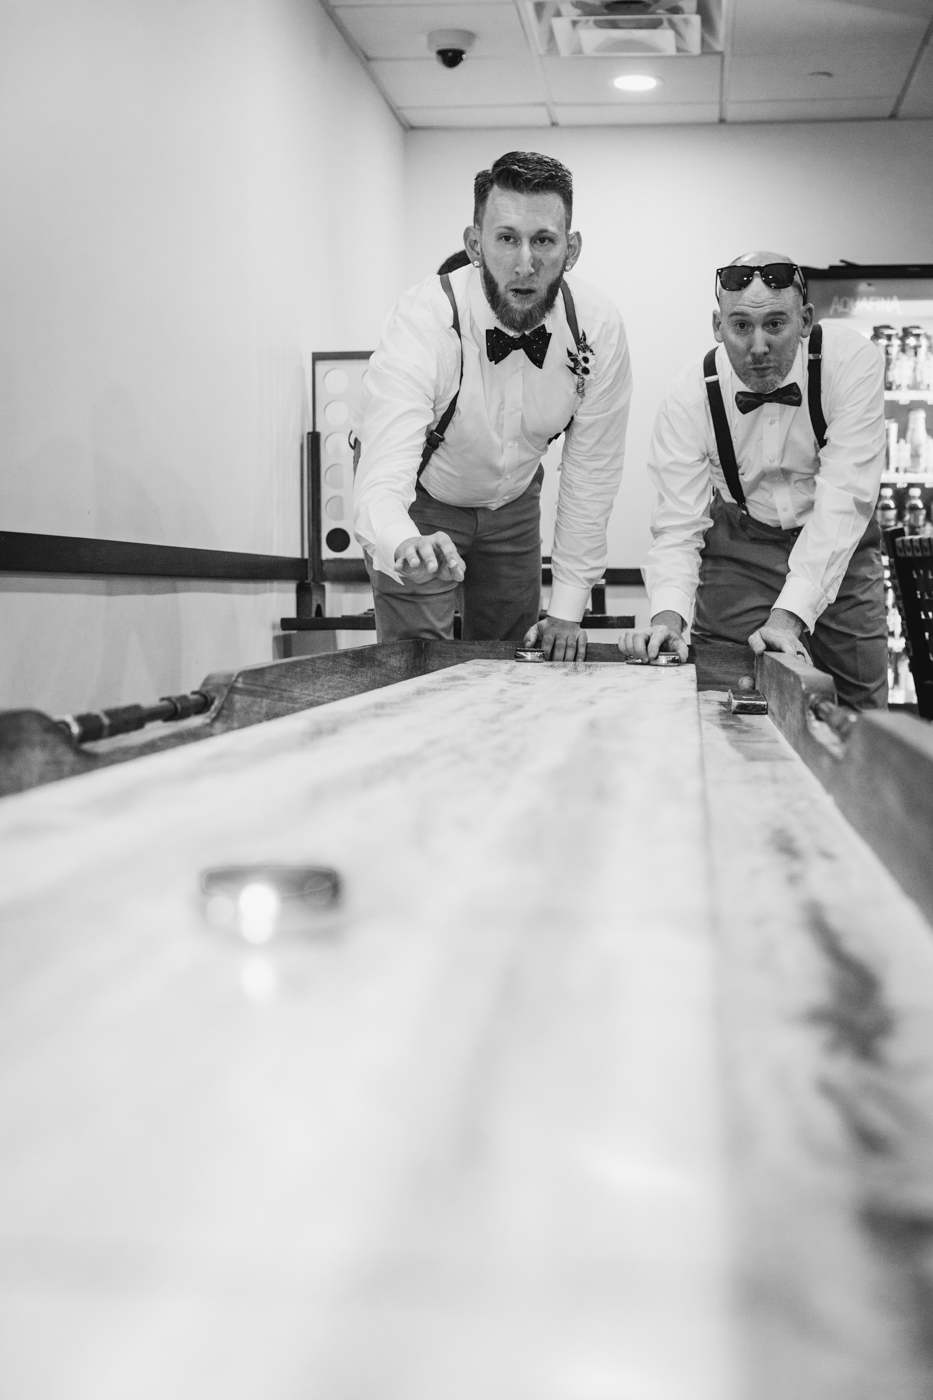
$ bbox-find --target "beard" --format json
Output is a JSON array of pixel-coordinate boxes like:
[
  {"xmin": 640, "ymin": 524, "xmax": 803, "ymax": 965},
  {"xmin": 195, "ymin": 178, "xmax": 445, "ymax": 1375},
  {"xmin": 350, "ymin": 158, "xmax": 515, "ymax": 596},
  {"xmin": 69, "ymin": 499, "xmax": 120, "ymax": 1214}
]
[
  {"xmin": 480, "ymin": 260, "xmax": 563, "ymax": 334},
  {"xmin": 736, "ymin": 350, "xmax": 797, "ymax": 394}
]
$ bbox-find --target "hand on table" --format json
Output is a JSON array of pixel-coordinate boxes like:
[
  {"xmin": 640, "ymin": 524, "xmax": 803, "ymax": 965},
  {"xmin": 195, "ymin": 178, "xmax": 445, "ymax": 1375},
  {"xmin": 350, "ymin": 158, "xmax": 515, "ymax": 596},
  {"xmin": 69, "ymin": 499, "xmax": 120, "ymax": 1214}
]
[
  {"xmin": 617, "ymin": 610, "xmax": 689, "ymax": 664},
  {"xmin": 522, "ymin": 615, "xmax": 587, "ymax": 662},
  {"xmin": 394, "ymin": 532, "xmax": 465, "ymax": 586},
  {"xmin": 748, "ymin": 608, "xmax": 811, "ymax": 662}
]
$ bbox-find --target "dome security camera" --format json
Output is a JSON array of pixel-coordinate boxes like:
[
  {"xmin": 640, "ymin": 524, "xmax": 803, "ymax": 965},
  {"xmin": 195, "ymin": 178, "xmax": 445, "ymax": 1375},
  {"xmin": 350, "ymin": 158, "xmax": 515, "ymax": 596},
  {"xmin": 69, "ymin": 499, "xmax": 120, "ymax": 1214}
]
[{"xmin": 427, "ymin": 29, "xmax": 475, "ymax": 68}]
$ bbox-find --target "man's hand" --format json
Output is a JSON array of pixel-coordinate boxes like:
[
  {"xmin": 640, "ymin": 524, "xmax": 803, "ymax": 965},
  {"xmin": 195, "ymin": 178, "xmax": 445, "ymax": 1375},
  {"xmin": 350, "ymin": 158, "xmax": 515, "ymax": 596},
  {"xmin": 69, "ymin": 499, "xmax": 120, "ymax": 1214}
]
[
  {"xmin": 522, "ymin": 615, "xmax": 587, "ymax": 662},
  {"xmin": 748, "ymin": 607, "xmax": 811, "ymax": 661},
  {"xmin": 618, "ymin": 610, "xmax": 689, "ymax": 663},
  {"xmin": 394, "ymin": 532, "xmax": 465, "ymax": 585}
]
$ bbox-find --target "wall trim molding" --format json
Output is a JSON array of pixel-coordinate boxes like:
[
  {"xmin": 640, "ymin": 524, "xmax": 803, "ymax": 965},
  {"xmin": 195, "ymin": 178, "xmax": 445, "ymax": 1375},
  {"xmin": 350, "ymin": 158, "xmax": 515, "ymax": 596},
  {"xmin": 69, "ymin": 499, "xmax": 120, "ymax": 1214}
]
[{"xmin": 0, "ymin": 531, "xmax": 307, "ymax": 583}]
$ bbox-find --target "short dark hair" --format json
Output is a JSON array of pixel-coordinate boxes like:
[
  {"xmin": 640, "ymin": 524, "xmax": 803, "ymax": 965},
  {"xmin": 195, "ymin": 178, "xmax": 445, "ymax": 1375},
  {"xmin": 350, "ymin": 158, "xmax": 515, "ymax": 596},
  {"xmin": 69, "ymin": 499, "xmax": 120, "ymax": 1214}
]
[
  {"xmin": 473, "ymin": 151, "xmax": 573, "ymax": 229},
  {"xmin": 436, "ymin": 249, "xmax": 470, "ymax": 275}
]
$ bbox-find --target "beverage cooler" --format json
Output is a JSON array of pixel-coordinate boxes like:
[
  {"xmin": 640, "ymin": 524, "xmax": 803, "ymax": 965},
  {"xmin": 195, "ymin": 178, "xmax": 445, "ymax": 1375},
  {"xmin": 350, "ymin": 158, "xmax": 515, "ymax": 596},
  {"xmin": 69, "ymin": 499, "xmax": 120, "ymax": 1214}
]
[{"xmin": 804, "ymin": 262, "xmax": 933, "ymax": 704}]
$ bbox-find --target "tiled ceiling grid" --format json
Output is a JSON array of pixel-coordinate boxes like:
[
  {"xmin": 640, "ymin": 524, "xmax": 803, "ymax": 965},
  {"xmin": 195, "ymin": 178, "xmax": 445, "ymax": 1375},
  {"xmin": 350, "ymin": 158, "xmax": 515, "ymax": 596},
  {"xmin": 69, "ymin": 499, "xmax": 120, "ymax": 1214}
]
[{"xmin": 320, "ymin": 0, "xmax": 933, "ymax": 129}]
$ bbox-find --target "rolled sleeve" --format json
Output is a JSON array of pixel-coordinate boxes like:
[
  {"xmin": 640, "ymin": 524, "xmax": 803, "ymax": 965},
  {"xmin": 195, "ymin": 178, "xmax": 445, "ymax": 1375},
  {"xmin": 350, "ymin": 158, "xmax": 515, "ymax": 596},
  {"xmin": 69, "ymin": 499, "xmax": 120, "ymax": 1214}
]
[
  {"xmin": 643, "ymin": 374, "xmax": 714, "ymax": 627},
  {"xmin": 549, "ymin": 580, "xmax": 592, "ymax": 622},
  {"xmin": 773, "ymin": 575, "xmax": 826, "ymax": 632},
  {"xmin": 775, "ymin": 335, "xmax": 885, "ymax": 627},
  {"xmin": 550, "ymin": 313, "xmax": 632, "ymax": 620}
]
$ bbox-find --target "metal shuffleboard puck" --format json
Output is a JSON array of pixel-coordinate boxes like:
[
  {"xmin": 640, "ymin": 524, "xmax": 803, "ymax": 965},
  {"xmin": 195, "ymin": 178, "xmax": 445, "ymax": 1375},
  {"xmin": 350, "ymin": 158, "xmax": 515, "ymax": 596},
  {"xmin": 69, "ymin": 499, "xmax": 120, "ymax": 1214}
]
[
  {"xmin": 625, "ymin": 653, "xmax": 685, "ymax": 667},
  {"xmin": 514, "ymin": 647, "xmax": 546, "ymax": 662},
  {"xmin": 729, "ymin": 688, "xmax": 768, "ymax": 714},
  {"xmin": 200, "ymin": 864, "xmax": 342, "ymax": 943}
]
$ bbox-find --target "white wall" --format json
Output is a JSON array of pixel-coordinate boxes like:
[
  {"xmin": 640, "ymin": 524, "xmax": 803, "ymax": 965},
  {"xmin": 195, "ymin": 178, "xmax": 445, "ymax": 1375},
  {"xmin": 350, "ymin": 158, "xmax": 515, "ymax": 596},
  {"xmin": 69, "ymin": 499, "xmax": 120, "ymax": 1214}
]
[
  {"xmin": 0, "ymin": 0, "xmax": 405, "ymax": 714},
  {"xmin": 404, "ymin": 120, "xmax": 933, "ymax": 572},
  {"xmin": 7, "ymin": 35, "xmax": 933, "ymax": 712}
]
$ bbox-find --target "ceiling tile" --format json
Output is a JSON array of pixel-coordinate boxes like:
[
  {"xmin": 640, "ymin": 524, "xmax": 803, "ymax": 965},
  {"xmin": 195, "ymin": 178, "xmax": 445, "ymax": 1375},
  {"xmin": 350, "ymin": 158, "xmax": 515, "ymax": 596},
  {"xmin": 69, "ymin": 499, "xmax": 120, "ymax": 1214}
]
[
  {"xmin": 541, "ymin": 52, "xmax": 721, "ymax": 105},
  {"xmin": 733, "ymin": 0, "xmax": 933, "ymax": 55},
  {"xmin": 554, "ymin": 102, "xmax": 720, "ymax": 125},
  {"xmin": 403, "ymin": 104, "xmax": 551, "ymax": 126},
  {"xmin": 322, "ymin": 0, "xmax": 933, "ymax": 129},
  {"xmin": 899, "ymin": 39, "xmax": 933, "ymax": 116},
  {"xmin": 725, "ymin": 97, "xmax": 896, "ymax": 122},
  {"xmin": 334, "ymin": 4, "xmax": 527, "ymax": 60},
  {"xmin": 371, "ymin": 56, "xmax": 546, "ymax": 105},
  {"xmin": 728, "ymin": 50, "xmax": 911, "ymax": 102}
]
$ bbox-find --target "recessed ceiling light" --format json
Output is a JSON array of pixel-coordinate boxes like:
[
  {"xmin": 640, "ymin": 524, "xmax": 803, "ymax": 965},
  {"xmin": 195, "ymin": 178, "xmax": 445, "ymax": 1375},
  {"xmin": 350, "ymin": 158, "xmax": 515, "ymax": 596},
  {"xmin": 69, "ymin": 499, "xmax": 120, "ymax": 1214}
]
[{"xmin": 614, "ymin": 74, "xmax": 660, "ymax": 92}]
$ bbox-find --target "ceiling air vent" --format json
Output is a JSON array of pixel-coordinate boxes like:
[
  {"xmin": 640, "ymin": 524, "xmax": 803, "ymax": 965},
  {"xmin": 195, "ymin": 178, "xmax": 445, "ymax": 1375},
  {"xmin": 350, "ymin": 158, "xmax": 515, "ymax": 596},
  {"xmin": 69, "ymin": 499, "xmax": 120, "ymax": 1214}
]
[{"xmin": 526, "ymin": 0, "xmax": 723, "ymax": 58}]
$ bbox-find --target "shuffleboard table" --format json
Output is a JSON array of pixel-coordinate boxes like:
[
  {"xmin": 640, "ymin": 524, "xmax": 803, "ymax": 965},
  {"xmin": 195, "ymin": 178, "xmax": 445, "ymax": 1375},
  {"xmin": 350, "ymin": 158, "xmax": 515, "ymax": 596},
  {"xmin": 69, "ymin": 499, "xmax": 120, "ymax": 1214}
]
[{"xmin": 1, "ymin": 646, "xmax": 933, "ymax": 1399}]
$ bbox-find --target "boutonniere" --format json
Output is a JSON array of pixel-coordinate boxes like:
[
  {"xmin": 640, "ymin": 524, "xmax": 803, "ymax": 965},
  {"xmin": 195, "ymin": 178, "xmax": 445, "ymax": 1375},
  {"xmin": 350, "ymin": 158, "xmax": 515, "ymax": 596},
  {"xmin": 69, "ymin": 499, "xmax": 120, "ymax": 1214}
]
[{"xmin": 566, "ymin": 333, "xmax": 595, "ymax": 399}]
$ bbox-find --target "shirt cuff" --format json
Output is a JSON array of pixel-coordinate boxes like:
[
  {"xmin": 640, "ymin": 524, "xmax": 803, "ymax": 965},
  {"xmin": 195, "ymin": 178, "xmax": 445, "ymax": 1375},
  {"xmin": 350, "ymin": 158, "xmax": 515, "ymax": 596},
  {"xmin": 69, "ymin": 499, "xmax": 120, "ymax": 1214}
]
[
  {"xmin": 648, "ymin": 587, "xmax": 694, "ymax": 630},
  {"xmin": 773, "ymin": 577, "xmax": 824, "ymax": 633},
  {"xmin": 548, "ymin": 581, "xmax": 591, "ymax": 624},
  {"xmin": 372, "ymin": 519, "xmax": 420, "ymax": 581}
]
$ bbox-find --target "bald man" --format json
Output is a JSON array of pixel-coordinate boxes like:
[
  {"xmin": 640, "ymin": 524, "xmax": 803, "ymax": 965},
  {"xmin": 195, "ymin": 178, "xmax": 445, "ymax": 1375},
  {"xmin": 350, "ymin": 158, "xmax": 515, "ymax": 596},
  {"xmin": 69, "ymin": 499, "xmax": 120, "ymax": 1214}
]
[{"xmin": 620, "ymin": 251, "xmax": 887, "ymax": 709}]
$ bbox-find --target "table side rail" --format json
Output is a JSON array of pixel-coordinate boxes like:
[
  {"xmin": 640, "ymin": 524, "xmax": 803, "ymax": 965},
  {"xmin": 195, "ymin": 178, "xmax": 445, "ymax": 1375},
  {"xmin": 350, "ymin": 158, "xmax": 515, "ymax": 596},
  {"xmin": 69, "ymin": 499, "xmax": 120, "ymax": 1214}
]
[{"xmin": 757, "ymin": 652, "xmax": 933, "ymax": 927}]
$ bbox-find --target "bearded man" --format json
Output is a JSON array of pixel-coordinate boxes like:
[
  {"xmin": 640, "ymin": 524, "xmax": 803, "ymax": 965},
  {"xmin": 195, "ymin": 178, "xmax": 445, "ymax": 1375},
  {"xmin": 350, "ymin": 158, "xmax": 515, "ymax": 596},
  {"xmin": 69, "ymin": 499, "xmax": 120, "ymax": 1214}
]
[
  {"xmin": 353, "ymin": 150, "xmax": 632, "ymax": 661},
  {"xmin": 619, "ymin": 251, "xmax": 887, "ymax": 709}
]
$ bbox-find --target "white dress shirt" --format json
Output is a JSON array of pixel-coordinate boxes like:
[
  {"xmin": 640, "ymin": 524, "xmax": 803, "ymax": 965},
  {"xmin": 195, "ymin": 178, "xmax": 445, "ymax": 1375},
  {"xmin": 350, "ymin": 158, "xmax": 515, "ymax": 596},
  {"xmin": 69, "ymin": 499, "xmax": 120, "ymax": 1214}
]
[
  {"xmin": 354, "ymin": 264, "xmax": 632, "ymax": 622},
  {"xmin": 645, "ymin": 321, "xmax": 885, "ymax": 632}
]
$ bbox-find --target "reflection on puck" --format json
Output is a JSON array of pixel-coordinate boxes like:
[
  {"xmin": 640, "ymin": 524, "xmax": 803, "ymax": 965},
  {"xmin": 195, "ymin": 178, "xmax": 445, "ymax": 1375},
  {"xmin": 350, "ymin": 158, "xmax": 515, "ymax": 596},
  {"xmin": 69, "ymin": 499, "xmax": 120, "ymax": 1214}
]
[
  {"xmin": 514, "ymin": 647, "xmax": 546, "ymax": 662},
  {"xmin": 625, "ymin": 653, "xmax": 685, "ymax": 667}
]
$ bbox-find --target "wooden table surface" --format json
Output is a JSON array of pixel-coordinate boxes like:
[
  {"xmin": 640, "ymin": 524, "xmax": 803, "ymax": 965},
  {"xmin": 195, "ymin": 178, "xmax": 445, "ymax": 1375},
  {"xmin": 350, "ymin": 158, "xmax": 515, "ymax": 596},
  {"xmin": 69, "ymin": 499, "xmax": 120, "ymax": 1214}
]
[{"xmin": 1, "ymin": 660, "xmax": 932, "ymax": 1399}]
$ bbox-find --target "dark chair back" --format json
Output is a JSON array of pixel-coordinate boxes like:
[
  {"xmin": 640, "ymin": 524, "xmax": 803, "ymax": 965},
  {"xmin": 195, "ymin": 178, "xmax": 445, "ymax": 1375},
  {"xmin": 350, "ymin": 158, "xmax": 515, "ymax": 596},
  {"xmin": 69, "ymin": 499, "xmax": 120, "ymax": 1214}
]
[{"xmin": 885, "ymin": 526, "xmax": 933, "ymax": 719}]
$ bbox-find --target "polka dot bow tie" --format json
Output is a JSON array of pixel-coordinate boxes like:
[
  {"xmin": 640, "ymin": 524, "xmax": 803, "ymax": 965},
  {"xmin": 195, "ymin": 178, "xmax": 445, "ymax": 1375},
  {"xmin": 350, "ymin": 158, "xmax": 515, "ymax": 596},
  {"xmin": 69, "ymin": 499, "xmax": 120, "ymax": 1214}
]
[
  {"xmin": 734, "ymin": 383, "xmax": 802, "ymax": 415},
  {"xmin": 486, "ymin": 324, "xmax": 551, "ymax": 369}
]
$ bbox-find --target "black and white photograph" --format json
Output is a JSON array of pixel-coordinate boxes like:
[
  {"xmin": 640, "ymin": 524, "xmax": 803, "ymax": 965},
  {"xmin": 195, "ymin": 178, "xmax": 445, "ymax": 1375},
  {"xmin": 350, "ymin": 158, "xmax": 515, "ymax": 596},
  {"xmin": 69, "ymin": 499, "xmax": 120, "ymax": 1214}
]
[{"xmin": 2, "ymin": 2, "xmax": 933, "ymax": 1396}]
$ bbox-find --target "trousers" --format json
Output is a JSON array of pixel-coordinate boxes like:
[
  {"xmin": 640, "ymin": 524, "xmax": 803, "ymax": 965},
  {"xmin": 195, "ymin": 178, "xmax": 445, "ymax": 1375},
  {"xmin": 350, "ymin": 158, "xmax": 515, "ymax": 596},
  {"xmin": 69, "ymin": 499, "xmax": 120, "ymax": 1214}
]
[
  {"xmin": 692, "ymin": 492, "xmax": 888, "ymax": 710},
  {"xmin": 366, "ymin": 467, "xmax": 544, "ymax": 644}
]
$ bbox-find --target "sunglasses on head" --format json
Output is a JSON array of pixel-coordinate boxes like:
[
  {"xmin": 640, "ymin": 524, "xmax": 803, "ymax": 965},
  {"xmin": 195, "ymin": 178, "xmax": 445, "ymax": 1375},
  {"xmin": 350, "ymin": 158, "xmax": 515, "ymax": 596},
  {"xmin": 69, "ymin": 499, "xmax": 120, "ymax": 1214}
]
[{"xmin": 715, "ymin": 263, "xmax": 808, "ymax": 300}]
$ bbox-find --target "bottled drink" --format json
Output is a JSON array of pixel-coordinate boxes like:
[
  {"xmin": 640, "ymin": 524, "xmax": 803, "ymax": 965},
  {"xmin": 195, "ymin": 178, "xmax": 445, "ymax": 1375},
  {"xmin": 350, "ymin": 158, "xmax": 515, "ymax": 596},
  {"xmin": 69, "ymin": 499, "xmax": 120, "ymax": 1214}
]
[
  {"xmin": 914, "ymin": 331, "xmax": 932, "ymax": 392},
  {"xmin": 872, "ymin": 325, "xmax": 899, "ymax": 391},
  {"xmin": 905, "ymin": 485, "xmax": 927, "ymax": 532},
  {"xmin": 876, "ymin": 485, "xmax": 898, "ymax": 530},
  {"xmin": 897, "ymin": 329, "xmax": 918, "ymax": 392},
  {"xmin": 907, "ymin": 407, "xmax": 928, "ymax": 472},
  {"xmin": 886, "ymin": 419, "xmax": 899, "ymax": 472}
]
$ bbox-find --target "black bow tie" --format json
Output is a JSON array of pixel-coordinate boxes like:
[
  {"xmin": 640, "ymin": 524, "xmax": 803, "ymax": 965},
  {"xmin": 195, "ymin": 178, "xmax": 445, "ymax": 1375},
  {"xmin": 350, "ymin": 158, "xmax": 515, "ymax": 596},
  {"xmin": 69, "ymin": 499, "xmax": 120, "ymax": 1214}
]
[
  {"xmin": 734, "ymin": 383, "xmax": 802, "ymax": 414},
  {"xmin": 486, "ymin": 324, "xmax": 551, "ymax": 369}
]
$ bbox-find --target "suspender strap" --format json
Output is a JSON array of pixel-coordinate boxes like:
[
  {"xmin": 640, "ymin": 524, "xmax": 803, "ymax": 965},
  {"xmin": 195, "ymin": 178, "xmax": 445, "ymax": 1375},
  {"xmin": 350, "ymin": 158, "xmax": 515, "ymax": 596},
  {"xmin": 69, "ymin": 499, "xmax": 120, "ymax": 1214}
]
[
  {"xmin": 560, "ymin": 279, "xmax": 581, "ymax": 349},
  {"xmin": 418, "ymin": 273, "xmax": 462, "ymax": 479},
  {"xmin": 549, "ymin": 279, "xmax": 582, "ymax": 443},
  {"xmin": 703, "ymin": 347, "xmax": 747, "ymax": 512},
  {"xmin": 807, "ymin": 322, "xmax": 827, "ymax": 450}
]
